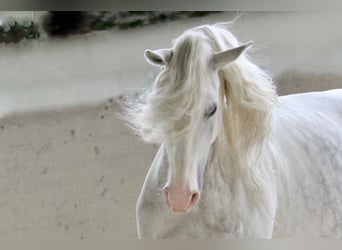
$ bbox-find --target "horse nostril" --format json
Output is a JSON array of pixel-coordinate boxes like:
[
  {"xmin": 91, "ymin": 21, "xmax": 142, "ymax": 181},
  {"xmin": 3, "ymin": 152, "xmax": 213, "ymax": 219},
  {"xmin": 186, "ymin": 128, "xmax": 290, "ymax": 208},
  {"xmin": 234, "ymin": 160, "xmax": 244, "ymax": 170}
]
[
  {"xmin": 190, "ymin": 192, "xmax": 200, "ymax": 207},
  {"xmin": 162, "ymin": 187, "xmax": 170, "ymax": 206}
]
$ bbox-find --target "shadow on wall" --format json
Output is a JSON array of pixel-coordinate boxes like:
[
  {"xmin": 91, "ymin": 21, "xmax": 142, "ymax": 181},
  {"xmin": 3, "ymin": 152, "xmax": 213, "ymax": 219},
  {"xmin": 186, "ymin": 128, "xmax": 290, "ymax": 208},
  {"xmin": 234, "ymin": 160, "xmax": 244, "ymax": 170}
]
[{"xmin": 276, "ymin": 70, "xmax": 342, "ymax": 96}]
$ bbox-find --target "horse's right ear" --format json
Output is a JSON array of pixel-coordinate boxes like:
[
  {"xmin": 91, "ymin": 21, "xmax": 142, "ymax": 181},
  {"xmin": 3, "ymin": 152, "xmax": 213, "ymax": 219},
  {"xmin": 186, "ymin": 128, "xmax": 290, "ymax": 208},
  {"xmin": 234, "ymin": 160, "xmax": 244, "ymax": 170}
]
[
  {"xmin": 144, "ymin": 48, "xmax": 173, "ymax": 66},
  {"xmin": 212, "ymin": 41, "xmax": 253, "ymax": 69}
]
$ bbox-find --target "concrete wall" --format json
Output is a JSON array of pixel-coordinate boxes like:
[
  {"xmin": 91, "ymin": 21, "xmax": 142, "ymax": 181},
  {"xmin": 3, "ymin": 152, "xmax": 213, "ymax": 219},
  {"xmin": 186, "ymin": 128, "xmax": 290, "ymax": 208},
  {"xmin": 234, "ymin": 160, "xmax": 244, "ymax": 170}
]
[
  {"xmin": 0, "ymin": 12, "xmax": 341, "ymax": 239},
  {"xmin": 1, "ymin": 12, "xmax": 342, "ymax": 116}
]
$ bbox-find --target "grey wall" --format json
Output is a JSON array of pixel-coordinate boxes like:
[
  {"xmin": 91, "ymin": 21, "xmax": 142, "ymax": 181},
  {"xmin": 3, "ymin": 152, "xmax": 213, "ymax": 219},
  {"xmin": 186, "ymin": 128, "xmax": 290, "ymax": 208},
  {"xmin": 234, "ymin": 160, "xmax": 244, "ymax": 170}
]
[{"xmin": 1, "ymin": 12, "xmax": 342, "ymax": 116}]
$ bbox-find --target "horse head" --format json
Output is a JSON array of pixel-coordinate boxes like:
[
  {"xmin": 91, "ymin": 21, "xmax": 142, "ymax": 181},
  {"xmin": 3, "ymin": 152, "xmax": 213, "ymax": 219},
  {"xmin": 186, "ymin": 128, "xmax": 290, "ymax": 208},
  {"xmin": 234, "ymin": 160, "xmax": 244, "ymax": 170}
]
[{"xmin": 143, "ymin": 30, "xmax": 253, "ymax": 213}]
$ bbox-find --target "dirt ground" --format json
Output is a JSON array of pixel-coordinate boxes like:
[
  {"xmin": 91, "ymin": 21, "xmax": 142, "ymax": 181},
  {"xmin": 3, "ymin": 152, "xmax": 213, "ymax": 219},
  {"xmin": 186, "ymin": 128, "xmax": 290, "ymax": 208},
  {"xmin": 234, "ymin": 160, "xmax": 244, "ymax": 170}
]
[
  {"xmin": 0, "ymin": 100, "xmax": 156, "ymax": 238},
  {"xmin": 276, "ymin": 71, "xmax": 342, "ymax": 96}
]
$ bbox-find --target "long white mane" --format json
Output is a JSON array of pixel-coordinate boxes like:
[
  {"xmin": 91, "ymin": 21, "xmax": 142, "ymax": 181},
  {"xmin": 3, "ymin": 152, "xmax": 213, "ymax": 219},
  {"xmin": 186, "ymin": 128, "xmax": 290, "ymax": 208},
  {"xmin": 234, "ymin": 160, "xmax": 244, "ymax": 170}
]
[{"xmin": 123, "ymin": 23, "xmax": 277, "ymax": 208}]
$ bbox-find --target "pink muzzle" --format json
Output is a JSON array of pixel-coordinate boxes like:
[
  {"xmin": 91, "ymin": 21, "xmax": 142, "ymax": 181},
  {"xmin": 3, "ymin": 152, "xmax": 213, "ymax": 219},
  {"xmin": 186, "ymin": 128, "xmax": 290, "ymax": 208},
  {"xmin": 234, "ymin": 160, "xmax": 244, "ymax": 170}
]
[{"xmin": 162, "ymin": 186, "xmax": 200, "ymax": 213}]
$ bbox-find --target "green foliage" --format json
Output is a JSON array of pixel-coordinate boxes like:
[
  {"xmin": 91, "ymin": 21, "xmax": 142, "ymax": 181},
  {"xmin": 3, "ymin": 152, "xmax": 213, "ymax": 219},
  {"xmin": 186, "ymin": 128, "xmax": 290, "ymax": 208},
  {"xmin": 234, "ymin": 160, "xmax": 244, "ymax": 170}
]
[{"xmin": 0, "ymin": 18, "xmax": 40, "ymax": 44}]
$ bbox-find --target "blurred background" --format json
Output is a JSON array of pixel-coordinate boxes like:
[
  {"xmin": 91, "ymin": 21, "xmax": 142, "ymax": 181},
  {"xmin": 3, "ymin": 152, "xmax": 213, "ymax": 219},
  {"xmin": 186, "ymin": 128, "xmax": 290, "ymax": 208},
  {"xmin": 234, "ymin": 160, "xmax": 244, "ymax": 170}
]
[{"xmin": 0, "ymin": 11, "xmax": 341, "ymax": 239}]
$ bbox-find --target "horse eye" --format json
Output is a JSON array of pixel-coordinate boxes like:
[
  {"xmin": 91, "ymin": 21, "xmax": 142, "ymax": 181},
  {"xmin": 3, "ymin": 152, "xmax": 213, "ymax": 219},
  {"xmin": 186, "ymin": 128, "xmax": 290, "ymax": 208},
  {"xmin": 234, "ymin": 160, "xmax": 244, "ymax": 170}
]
[{"xmin": 205, "ymin": 104, "xmax": 217, "ymax": 118}]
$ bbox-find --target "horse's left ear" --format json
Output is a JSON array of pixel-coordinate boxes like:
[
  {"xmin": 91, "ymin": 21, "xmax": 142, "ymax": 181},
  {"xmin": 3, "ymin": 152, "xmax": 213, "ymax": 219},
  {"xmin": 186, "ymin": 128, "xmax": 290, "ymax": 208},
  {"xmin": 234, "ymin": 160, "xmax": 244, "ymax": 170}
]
[
  {"xmin": 212, "ymin": 41, "xmax": 253, "ymax": 69},
  {"xmin": 144, "ymin": 48, "xmax": 173, "ymax": 66}
]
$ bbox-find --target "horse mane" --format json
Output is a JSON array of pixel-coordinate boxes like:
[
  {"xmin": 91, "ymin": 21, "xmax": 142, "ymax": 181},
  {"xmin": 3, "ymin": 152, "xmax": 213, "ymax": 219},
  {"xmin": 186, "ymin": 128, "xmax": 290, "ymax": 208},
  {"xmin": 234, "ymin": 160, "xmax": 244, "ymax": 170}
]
[
  {"xmin": 123, "ymin": 23, "xmax": 278, "ymax": 210},
  {"xmin": 122, "ymin": 26, "xmax": 215, "ymax": 143},
  {"xmin": 204, "ymin": 24, "xmax": 278, "ymax": 210}
]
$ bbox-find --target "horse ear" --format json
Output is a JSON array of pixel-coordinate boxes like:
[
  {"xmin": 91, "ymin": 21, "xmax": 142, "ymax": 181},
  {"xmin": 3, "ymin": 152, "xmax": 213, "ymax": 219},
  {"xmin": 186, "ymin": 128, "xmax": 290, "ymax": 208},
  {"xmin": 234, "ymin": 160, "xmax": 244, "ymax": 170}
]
[
  {"xmin": 212, "ymin": 41, "xmax": 253, "ymax": 69},
  {"xmin": 144, "ymin": 48, "xmax": 173, "ymax": 66}
]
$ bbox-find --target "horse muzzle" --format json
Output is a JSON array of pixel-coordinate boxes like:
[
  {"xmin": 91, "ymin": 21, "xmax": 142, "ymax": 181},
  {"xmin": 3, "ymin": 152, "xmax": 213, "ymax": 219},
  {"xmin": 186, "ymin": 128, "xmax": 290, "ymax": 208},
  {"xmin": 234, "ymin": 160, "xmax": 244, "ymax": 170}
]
[{"xmin": 162, "ymin": 186, "xmax": 200, "ymax": 213}]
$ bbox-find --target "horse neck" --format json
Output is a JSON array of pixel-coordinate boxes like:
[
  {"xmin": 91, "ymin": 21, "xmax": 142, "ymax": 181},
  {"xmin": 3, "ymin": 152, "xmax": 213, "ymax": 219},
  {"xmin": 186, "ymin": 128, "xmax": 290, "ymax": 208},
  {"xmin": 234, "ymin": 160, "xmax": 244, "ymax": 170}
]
[
  {"xmin": 205, "ymin": 125, "xmax": 239, "ymax": 184},
  {"xmin": 205, "ymin": 110, "xmax": 275, "ymax": 217}
]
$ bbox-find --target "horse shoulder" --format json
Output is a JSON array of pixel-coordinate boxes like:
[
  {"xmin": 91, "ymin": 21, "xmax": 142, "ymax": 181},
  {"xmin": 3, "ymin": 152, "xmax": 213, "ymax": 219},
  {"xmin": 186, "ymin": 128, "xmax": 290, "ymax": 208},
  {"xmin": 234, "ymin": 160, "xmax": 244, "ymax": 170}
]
[{"xmin": 270, "ymin": 90, "xmax": 342, "ymax": 237}]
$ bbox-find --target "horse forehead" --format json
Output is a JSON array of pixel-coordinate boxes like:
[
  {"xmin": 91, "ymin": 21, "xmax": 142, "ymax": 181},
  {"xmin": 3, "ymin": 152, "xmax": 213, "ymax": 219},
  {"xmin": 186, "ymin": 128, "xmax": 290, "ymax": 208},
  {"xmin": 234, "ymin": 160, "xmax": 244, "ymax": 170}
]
[
  {"xmin": 166, "ymin": 69, "xmax": 219, "ymax": 96},
  {"xmin": 168, "ymin": 52, "xmax": 214, "ymax": 85},
  {"xmin": 171, "ymin": 62, "xmax": 216, "ymax": 80}
]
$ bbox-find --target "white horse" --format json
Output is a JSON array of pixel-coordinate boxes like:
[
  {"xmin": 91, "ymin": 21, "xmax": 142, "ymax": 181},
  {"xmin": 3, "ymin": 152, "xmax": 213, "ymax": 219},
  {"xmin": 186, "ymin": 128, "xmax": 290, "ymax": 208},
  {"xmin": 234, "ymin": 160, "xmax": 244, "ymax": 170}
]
[{"xmin": 123, "ymin": 23, "xmax": 342, "ymax": 238}]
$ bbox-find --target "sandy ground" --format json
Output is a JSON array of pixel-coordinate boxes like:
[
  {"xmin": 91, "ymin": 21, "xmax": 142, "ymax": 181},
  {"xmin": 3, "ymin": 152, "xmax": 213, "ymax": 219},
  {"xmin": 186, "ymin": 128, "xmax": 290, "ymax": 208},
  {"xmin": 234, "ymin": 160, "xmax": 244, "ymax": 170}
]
[
  {"xmin": 276, "ymin": 71, "xmax": 342, "ymax": 96},
  {"xmin": 0, "ymin": 100, "xmax": 156, "ymax": 238},
  {"xmin": 1, "ymin": 12, "xmax": 342, "ymax": 239}
]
